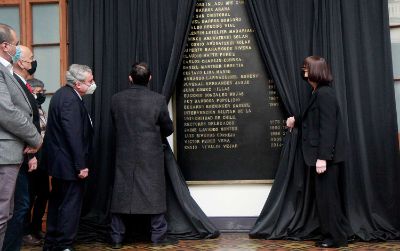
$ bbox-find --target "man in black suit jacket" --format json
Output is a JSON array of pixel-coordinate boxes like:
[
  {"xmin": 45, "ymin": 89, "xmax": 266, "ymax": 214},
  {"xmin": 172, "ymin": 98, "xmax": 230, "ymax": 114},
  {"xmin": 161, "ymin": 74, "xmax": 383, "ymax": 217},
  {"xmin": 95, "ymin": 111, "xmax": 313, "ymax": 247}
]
[
  {"xmin": 42, "ymin": 64, "xmax": 95, "ymax": 251},
  {"xmin": 110, "ymin": 63, "xmax": 175, "ymax": 248}
]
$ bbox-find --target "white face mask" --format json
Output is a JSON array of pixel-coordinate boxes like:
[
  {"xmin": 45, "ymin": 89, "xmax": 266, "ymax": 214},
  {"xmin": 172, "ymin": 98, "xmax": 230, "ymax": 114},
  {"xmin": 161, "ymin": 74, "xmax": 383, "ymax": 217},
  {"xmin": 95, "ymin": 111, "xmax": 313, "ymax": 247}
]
[
  {"xmin": 85, "ymin": 82, "xmax": 97, "ymax": 94},
  {"xmin": 81, "ymin": 81, "xmax": 97, "ymax": 95}
]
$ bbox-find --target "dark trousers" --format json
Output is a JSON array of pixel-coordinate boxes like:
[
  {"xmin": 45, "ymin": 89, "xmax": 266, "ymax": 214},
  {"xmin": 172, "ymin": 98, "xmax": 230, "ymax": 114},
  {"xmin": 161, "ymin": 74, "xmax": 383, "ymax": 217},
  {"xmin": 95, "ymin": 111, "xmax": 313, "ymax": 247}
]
[
  {"xmin": 26, "ymin": 169, "xmax": 49, "ymax": 234},
  {"xmin": 44, "ymin": 178, "xmax": 84, "ymax": 249},
  {"xmin": 2, "ymin": 165, "xmax": 30, "ymax": 251},
  {"xmin": 314, "ymin": 163, "xmax": 350, "ymax": 244},
  {"xmin": 110, "ymin": 213, "xmax": 167, "ymax": 243}
]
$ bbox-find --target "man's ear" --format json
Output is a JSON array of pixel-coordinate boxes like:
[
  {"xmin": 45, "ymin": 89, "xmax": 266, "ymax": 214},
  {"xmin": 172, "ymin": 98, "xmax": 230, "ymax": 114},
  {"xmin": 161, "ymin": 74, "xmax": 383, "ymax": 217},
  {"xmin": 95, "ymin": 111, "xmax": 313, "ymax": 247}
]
[
  {"xmin": 128, "ymin": 75, "xmax": 133, "ymax": 82},
  {"xmin": 149, "ymin": 75, "xmax": 152, "ymax": 81}
]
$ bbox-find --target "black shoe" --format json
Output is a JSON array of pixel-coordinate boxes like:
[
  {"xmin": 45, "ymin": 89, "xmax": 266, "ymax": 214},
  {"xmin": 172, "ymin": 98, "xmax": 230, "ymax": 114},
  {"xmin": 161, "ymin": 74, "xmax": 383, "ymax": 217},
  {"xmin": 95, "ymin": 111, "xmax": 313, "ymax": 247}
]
[
  {"xmin": 315, "ymin": 239, "xmax": 347, "ymax": 248},
  {"xmin": 33, "ymin": 231, "xmax": 46, "ymax": 240},
  {"xmin": 111, "ymin": 242, "xmax": 122, "ymax": 249},
  {"xmin": 54, "ymin": 247, "xmax": 76, "ymax": 251},
  {"xmin": 347, "ymin": 235, "xmax": 358, "ymax": 244},
  {"xmin": 152, "ymin": 237, "xmax": 178, "ymax": 246},
  {"xmin": 23, "ymin": 234, "xmax": 41, "ymax": 246},
  {"xmin": 42, "ymin": 246, "xmax": 53, "ymax": 251}
]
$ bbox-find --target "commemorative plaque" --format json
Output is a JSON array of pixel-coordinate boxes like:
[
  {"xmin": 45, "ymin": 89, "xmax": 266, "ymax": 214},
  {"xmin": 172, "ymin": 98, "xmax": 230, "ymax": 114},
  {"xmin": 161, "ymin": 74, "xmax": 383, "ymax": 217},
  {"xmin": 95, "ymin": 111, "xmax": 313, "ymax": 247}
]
[{"xmin": 176, "ymin": 0, "xmax": 286, "ymax": 181}]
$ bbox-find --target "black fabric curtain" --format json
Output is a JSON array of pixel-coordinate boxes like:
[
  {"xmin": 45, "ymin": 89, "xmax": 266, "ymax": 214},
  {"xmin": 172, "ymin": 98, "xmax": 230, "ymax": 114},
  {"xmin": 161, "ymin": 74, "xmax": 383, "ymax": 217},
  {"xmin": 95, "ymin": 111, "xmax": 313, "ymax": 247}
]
[
  {"xmin": 247, "ymin": 0, "xmax": 400, "ymax": 241},
  {"xmin": 68, "ymin": 0, "xmax": 219, "ymax": 242}
]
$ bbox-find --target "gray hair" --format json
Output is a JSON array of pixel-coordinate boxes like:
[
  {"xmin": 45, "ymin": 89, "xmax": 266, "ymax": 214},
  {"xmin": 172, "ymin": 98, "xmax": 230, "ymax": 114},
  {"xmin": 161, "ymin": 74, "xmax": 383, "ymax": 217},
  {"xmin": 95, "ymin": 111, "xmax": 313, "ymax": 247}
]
[
  {"xmin": 65, "ymin": 64, "xmax": 92, "ymax": 86},
  {"xmin": 29, "ymin": 78, "xmax": 45, "ymax": 88},
  {"xmin": 0, "ymin": 23, "xmax": 14, "ymax": 44}
]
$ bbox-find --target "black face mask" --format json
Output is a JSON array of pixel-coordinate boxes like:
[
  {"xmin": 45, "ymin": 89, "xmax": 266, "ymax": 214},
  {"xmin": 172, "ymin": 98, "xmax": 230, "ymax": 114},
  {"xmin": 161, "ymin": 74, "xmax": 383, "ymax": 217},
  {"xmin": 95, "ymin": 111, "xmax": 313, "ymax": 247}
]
[
  {"xmin": 36, "ymin": 92, "xmax": 46, "ymax": 105},
  {"xmin": 27, "ymin": 60, "xmax": 37, "ymax": 75}
]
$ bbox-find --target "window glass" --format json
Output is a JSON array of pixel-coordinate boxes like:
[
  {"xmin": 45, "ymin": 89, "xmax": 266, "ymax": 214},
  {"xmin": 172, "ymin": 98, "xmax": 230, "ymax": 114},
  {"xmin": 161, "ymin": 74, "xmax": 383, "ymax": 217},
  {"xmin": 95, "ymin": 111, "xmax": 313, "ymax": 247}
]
[
  {"xmin": 0, "ymin": 6, "xmax": 20, "ymax": 39},
  {"xmin": 33, "ymin": 46, "xmax": 61, "ymax": 93},
  {"xmin": 32, "ymin": 4, "xmax": 59, "ymax": 44}
]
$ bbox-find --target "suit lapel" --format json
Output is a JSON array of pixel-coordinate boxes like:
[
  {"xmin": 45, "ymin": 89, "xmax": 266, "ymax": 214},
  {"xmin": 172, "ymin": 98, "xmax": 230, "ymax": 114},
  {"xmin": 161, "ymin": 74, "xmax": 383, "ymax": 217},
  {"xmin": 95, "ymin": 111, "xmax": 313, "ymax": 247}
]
[{"xmin": 0, "ymin": 63, "xmax": 32, "ymax": 112}]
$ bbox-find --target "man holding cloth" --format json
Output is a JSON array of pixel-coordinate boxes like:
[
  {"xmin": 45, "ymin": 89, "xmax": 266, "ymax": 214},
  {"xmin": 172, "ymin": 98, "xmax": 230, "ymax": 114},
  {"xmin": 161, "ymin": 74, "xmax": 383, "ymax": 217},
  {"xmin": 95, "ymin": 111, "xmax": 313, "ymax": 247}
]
[{"xmin": 110, "ymin": 63, "xmax": 175, "ymax": 248}]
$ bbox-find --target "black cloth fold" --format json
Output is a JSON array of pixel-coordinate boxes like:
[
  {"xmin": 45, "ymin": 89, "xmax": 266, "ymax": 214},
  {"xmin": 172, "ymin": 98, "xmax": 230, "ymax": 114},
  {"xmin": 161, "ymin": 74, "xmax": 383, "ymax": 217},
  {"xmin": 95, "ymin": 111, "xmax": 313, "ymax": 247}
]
[
  {"xmin": 247, "ymin": 0, "xmax": 400, "ymax": 241},
  {"xmin": 68, "ymin": 0, "xmax": 219, "ymax": 242}
]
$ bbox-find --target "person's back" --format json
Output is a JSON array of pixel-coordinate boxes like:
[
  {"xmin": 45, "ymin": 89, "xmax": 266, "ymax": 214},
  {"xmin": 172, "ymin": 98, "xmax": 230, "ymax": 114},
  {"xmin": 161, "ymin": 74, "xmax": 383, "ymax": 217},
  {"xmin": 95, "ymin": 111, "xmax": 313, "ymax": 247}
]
[{"xmin": 109, "ymin": 63, "xmax": 176, "ymax": 248}]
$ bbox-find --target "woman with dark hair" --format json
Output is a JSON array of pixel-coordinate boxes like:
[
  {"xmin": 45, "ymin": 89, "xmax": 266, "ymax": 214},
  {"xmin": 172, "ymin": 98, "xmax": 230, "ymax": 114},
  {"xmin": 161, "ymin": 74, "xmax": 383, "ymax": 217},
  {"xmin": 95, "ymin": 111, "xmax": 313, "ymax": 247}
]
[{"xmin": 286, "ymin": 56, "xmax": 351, "ymax": 248}]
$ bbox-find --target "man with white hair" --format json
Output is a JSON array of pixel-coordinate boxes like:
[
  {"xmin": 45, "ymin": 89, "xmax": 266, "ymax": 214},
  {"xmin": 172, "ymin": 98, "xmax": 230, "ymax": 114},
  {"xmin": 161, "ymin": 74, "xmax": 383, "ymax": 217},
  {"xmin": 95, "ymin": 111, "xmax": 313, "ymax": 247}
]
[{"xmin": 42, "ymin": 64, "xmax": 95, "ymax": 251}]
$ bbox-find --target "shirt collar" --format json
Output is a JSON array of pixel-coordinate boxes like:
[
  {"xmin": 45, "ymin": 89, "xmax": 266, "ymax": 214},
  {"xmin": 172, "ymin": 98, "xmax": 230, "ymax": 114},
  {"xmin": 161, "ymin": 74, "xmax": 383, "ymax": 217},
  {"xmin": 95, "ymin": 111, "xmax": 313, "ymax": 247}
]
[
  {"xmin": 0, "ymin": 56, "xmax": 13, "ymax": 74},
  {"xmin": 73, "ymin": 88, "xmax": 82, "ymax": 100},
  {"xmin": 14, "ymin": 72, "xmax": 26, "ymax": 84}
]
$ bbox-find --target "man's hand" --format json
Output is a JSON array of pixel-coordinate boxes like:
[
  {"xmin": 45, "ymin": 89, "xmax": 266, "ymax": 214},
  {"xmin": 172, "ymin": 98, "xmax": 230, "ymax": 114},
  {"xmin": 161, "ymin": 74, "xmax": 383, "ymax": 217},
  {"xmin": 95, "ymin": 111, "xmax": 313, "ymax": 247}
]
[
  {"xmin": 24, "ymin": 138, "xmax": 43, "ymax": 154},
  {"xmin": 78, "ymin": 168, "xmax": 89, "ymax": 179},
  {"xmin": 286, "ymin": 116, "xmax": 295, "ymax": 132},
  {"xmin": 28, "ymin": 157, "xmax": 38, "ymax": 172},
  {"xmin": 316, "ymin": 159, "xmax": 327, "ymax": 174}
]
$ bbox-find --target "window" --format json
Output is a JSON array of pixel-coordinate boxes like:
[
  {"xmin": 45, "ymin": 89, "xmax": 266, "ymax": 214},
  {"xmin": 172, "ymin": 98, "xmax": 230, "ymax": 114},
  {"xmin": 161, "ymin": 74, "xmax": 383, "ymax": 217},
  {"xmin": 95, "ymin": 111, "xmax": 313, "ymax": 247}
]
[{"xmin": 0, "ymin": 0, "xmax": 68, "ymax": 111}]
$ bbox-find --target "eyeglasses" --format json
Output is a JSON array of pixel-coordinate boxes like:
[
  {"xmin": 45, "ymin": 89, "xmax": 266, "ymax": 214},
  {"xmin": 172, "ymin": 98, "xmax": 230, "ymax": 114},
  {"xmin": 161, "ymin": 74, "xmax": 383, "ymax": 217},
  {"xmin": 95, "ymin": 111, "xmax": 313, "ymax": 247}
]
[{"xmin": 20, "ymin": 58, "xmax": 35, "ymax": 64}]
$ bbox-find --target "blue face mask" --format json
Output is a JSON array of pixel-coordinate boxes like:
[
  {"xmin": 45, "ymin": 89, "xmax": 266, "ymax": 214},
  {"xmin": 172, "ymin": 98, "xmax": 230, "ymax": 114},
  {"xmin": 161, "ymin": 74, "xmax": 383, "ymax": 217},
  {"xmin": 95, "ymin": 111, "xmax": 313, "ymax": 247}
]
[{"xmin": 6, "ymin": 44, "xmax": 21, "ymax": 63}]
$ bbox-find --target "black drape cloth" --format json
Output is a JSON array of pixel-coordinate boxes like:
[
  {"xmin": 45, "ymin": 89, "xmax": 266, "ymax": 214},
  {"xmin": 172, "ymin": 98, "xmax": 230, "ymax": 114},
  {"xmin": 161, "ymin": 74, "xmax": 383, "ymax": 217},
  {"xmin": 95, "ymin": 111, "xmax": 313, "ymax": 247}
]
[
  {"xmin": 68, "ymin": 0, "xmax": 219, "ymax": 242},
  {"xmin": 248, "ymin": 0, "xmax": 400, "ymax": 241}
]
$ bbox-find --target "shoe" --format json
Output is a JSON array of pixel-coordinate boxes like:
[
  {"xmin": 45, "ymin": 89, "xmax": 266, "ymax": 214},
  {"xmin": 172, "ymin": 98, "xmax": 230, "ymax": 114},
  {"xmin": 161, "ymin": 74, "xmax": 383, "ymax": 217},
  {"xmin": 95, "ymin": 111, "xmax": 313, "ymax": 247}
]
[
  {"xmin": 54, "ymin": 247, "xmax": 75, "ymax": 251},
  {"xmin": 111, "ymin": 242, "xmax": 122, "ymax": 249},
  {"xmin": 23, "ymin": 234, "xmax": 41, "ymax": 246},
  {"xmin": 347, "ymin": 235, "xmax": 358, "ymax": 244},
  {"xmin": 152, "ymin": 237, "xmax": 178, "ymax": 246},
  {"xmin": 315, "ymin": 239, "xmax": 347, "ymax": 248},
  {"xmin": 33, "ymin": 230, "xmax": 46, "ymax": 240},
  {"xmin": 42, "ymin": 246, "xmax": 53, "ymax": 251}
]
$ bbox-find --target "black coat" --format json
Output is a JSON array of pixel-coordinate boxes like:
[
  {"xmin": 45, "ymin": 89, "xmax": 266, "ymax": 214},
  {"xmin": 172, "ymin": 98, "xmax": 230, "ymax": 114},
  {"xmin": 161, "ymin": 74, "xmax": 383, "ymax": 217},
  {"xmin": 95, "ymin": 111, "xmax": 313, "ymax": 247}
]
[
  {"xmin": 43, "ymin": 85, "xmax": 93, "ymax": 180},
  {"xmin": 298, "ymin": 85, "xmax": 346, "ymax": 166},
  {"xmin": 110, "ymin": 85, "xmax": 174, "ymax": 214}
]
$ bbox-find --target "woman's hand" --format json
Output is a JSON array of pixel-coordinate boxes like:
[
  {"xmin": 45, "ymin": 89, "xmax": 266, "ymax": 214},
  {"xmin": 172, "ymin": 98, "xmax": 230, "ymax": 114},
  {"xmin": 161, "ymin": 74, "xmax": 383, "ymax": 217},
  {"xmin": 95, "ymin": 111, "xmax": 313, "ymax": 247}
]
[
  {"xmin": 286, "ymin": 116, "xmax": 295, "ymax": 132},
  {"xmin": 28, "ymin": 157, "xmax": 38, "ymax": 172},
  {"xmin": 316, "ymin": 159, "xmax": 327, "ymax": 174}
]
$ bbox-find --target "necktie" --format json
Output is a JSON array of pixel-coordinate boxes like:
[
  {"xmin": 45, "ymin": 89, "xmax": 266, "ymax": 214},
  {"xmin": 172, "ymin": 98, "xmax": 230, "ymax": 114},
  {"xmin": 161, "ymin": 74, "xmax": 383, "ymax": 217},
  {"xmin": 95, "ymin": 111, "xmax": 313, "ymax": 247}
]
[{"xmin": 26, "ymin": 82, "xmax": 33, "ymax": 93}]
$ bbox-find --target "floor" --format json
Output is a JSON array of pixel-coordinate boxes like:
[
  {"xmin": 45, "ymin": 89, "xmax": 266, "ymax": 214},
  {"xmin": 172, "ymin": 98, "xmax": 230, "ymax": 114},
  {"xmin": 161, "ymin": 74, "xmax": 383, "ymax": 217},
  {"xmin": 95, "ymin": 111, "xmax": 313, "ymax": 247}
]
[{"xmin": 21, "ymin": 233, "xmax": 400, "ymax": 250}]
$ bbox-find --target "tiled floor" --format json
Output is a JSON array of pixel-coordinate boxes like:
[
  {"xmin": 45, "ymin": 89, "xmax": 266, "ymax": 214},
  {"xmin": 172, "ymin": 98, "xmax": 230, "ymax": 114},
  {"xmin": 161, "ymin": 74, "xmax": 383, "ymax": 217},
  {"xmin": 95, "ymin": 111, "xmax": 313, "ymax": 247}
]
[{"xmin": 21, "ymin": 233, "xmax": 400, "ymax": 250}]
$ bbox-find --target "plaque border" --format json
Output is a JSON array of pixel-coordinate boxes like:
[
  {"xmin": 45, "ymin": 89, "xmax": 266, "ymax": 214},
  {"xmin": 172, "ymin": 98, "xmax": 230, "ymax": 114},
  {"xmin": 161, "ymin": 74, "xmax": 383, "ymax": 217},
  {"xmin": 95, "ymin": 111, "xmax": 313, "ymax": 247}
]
[{"xmin": 186, "ymin": 179, "xmax": 274, "ymax": 185}]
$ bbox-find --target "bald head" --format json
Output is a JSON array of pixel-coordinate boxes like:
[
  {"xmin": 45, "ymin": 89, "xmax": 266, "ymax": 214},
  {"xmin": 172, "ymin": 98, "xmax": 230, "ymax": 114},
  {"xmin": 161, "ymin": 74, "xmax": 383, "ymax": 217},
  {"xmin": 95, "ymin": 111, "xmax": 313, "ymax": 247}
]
[{"xmin": 13, "ymin": 45, "xmax": 34, "ymax": 78}]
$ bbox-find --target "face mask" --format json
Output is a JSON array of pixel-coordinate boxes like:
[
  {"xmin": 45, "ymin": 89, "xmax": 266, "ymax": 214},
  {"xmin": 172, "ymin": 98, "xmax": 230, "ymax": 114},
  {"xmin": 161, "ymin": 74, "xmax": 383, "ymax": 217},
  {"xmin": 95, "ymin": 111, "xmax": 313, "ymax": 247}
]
[
  {"xmin": 6, "ymin": 44, "xmax": 21, "ymax": 63},
  {"xmin": 36, "ymin": 92, "xmax": 46, "ymax": 105},
  {"xmin": 27, "ymin": 60, "xmax": 37, "ymax": 75},
  {"xmin": 85, "ymin": 82, "xmax": 97, "ymax": 95}
]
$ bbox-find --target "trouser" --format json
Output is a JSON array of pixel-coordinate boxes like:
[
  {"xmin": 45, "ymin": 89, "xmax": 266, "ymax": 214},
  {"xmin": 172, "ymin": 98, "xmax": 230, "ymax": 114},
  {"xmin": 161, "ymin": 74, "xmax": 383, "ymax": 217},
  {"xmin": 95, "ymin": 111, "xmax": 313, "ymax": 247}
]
[
  {"xmin": 0, "ymin": 164, "xmax": 20, "ymax": 250},
  {"xmin": 110, "ymin": 213, "xmax": 168, "ymax": 243},
  {"xmin": 44, "ymin": 178, "xmax": 84, "ymax": 250},
  {"xmin": 2, "ymin": 165, "xmax": 30, "ymax": 251},
  {"xmin": 26, "ymin": 168, "xmax": 49, "ymax": 234},
  {"xmin": 314, "ymin": 163, "xmax": 350, "ymax": 244}
]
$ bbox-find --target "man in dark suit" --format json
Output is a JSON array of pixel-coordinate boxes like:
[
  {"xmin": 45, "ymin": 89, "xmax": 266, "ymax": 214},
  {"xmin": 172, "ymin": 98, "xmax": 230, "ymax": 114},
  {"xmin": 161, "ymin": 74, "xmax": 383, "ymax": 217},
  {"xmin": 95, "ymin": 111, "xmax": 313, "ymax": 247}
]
[
  {"xmin": 42, "ymin": 64, "xmax": 95, "ymax": 251},
  {"xmin": 110, "ymin": 63, "xmax": 175, "ymax": 248},
  {"xmin": 0, "ymin": 24, "xmax": 42, "ymax": 250},
  {"xmin": 2, "ymin": 45, "xmax": 42, "ymax": 251}
]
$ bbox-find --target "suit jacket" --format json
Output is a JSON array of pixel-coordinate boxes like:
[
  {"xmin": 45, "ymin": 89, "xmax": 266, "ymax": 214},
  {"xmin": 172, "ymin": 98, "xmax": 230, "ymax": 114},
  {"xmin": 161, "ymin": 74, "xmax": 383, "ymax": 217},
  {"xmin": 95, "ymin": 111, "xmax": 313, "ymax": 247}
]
[
  {"xmin": 0, "ymin": 63, "xmax": 42, "ymax": 165},
  {"xmin": 299, "ymin": 85, "xmax": 346, "ymax": 166},
  {"xmin": 110, "ymin": 84, "xmax": 174, "ymax": 214},
  {"xmin": 13, "ymin": 74, "xmax": 40, "ymax": 133},
  {"xmin": 43, "ymin": 85, "xmax": 93, "ymax": 180}
]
